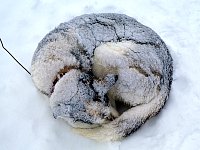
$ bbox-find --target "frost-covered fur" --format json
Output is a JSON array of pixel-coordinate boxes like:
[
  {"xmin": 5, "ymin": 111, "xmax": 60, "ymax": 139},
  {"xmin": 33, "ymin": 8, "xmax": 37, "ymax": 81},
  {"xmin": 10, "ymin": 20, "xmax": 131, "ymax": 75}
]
[{"xmin": 31, "ymin": 13, "xmax": 173, "ymax": 141}]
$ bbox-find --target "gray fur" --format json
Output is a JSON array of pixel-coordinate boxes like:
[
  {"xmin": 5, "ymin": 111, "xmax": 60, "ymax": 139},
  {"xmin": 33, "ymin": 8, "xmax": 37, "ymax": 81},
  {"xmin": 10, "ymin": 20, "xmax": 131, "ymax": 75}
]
[{"xmin": 31, "ymin": 13, "xmax": 173, "ymax": 141}]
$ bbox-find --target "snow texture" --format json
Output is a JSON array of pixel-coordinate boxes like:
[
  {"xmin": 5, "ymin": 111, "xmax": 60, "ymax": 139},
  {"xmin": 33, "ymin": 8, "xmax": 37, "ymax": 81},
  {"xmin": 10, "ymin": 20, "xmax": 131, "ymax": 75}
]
[{"xmin": 0, "ymin": 0, "xmax": 200, "ymax": 149}]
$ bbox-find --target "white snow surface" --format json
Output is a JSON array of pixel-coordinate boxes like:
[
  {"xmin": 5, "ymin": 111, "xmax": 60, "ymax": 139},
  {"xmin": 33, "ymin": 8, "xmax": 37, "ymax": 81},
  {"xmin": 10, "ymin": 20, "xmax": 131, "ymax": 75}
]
[{"xmin": 0, "ymin": 0, "xmax": 200, "ymax": 150}]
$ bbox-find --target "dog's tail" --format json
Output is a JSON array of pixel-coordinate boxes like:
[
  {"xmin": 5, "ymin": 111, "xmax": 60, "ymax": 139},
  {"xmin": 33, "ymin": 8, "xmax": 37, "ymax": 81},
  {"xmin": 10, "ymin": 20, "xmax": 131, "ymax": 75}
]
[{"xmin": 74, "ymin": 87, "xmax": 169, "ymax": 141}]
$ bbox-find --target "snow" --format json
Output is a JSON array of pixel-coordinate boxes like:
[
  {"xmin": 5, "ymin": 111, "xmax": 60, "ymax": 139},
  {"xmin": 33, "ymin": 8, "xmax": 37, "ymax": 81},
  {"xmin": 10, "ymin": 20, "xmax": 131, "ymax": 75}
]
[{"xmin": 0, "ymin": 0, "xmax": 200, "ymax": 150}]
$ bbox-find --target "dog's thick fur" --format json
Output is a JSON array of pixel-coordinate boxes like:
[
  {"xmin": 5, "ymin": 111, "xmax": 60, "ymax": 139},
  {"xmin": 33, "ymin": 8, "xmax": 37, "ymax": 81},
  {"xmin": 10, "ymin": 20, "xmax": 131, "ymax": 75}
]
[{"xmin": 31, "ymin": 13, "xmax": 173, "ymax": 141}]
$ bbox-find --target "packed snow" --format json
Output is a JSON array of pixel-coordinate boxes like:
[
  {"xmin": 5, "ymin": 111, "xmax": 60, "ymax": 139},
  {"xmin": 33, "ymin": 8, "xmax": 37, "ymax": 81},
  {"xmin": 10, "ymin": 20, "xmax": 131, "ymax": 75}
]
[{"xmin": 0, "ymin": 0, "xmax": 200, "ymax": 150}]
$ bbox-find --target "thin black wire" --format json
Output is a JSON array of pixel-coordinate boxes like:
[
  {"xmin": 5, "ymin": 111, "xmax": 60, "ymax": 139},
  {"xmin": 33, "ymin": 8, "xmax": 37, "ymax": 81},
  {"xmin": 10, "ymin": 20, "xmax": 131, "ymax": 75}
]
[{"xmin": 0, "ymin": 38, "xmax": 31, "ymax": 75}]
